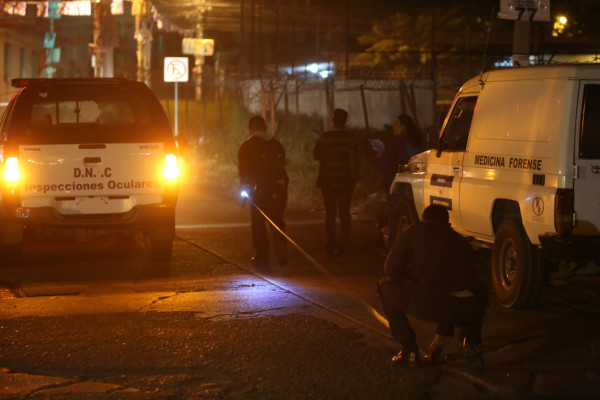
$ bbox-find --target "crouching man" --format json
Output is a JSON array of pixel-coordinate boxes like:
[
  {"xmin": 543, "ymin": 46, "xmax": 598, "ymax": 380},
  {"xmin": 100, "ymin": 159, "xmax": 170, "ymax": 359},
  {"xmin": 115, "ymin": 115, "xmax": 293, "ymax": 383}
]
[{"xmin": 377, "ymin": 204, "xmax": 488, "ymax": 371}]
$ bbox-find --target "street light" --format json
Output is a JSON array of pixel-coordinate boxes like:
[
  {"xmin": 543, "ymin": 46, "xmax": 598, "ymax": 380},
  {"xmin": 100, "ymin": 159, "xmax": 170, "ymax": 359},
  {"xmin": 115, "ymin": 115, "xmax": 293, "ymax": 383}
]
[{"xmin": 553, "ymin": 15, "xmax": 567, "ymax": 37}]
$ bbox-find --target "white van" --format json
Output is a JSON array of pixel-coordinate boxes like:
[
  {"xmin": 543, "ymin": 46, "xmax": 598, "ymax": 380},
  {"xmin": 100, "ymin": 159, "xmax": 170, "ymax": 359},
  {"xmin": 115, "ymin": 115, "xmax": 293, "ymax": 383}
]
[
  {"xmin": 390, "ymin": 64, "xmax": 600, "ymax": 308},
  {"xmin": 0, "ymin": 78, "xmax": 180, "ymax": 264}
]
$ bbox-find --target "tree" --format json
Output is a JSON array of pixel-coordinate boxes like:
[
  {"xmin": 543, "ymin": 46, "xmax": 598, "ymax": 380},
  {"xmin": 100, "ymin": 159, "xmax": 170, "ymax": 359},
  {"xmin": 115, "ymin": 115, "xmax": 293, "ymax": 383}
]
[{"xmin": 357, "ymin": 3, "xmax": 492, "ymax": 81}]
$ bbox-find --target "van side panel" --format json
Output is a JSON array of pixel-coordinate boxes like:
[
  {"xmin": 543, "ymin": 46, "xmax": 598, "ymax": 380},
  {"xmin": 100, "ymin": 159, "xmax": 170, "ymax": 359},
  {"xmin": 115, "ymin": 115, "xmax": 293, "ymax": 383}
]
[{"xmin": 460, "ymin": 78, "xmax": 578, "ymax": 243}]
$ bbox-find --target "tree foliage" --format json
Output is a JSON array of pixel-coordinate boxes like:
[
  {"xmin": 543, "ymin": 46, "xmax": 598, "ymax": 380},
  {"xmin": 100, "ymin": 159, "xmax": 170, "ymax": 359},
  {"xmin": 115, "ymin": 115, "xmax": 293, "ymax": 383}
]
[{"xmin": 357, "ymin": 4, "xmax": 492, "ymax": 79}]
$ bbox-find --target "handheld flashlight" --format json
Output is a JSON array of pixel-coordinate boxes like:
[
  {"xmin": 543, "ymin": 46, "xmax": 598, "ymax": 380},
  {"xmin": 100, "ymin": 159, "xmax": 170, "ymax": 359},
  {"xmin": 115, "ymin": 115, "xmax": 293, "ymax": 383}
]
[{"xmin": 240, "ymin": 188, "xmax": 249, "ymax": 208}]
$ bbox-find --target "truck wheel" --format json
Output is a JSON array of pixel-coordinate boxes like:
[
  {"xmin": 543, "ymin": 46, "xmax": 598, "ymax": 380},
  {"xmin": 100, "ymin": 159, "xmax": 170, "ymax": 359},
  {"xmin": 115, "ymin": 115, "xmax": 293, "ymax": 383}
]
[
  {"xmin": 0, "ymin": 244, "xmax": 23, "ymax": 267},
  {"xmin": 492, "ymin": 219, "xmax": 543, "ymax": 309},
  {"xmin": 145, "ymin": 227, "xmax": 174, "ymax": 262}
]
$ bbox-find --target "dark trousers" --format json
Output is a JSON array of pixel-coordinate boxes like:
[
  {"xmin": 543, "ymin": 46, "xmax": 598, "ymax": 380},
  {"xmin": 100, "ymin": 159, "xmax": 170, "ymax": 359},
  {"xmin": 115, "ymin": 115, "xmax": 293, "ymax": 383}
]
[
  {"xmin": 321, "ymin": 184, "xmax": 354, "ymax": 253},
  {"xmin": 250, "ymin": 188, "xmax": 287, "ymax": 262},
  {"xmin": 377, "ymin": 277, "xmax": 484, "ymax": 352},
  {"xmin": 385, "ymin": 192, "xmax": 403, "ymax": 251}
]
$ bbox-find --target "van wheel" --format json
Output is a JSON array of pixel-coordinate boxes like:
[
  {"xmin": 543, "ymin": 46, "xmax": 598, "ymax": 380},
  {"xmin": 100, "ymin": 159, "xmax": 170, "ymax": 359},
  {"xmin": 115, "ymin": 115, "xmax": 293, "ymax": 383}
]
[
  {"xmin": 492, "ymin": 219, "xmax": 543, "ymax": 308},
  {"xmin": 0, "ymin": 244, "xmax": 23, "ymax": 267},
  {"xmin": 394, "ymin": 200, "xmax": 418, "ymax": 244},
  {"xmin": 145, "ymin": 227, "xmax": 174, "ymax": 262}
]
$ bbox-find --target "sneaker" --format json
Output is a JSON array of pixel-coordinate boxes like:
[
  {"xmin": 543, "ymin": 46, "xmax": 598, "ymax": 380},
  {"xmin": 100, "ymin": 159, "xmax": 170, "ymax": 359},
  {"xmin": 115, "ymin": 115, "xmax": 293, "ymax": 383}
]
[
  {"xmin": 462, "ymin": 339, "xmax": 484, "ymax": 372},
  {"xmin": 391, "ymin": 350, "xmax": 421, "ymax": 368}
]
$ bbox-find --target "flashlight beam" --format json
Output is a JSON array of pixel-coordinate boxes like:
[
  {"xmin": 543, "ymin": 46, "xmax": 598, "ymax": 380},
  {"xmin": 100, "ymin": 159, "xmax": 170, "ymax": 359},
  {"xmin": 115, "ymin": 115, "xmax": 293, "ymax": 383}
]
[{"xmin": 248, "ymin": 198, "xmax": 389, "ymax": 329}]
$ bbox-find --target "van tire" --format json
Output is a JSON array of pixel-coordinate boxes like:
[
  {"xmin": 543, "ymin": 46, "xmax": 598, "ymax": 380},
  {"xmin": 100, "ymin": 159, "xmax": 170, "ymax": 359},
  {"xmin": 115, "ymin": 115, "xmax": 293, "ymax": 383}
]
[
  {"xmin": 492, "ymin": 219, "xmax": 543, "ymax": 309},
  {"xmin": 394, "ymin": 200, "xmax": 418, "ymax": 243}
]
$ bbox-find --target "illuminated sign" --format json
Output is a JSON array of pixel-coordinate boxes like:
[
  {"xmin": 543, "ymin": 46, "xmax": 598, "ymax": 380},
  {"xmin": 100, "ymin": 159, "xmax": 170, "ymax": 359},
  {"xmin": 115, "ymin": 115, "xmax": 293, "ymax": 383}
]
[{"xmin": 182, "ymin": 38, "xmax": 215, "ymax": 56}]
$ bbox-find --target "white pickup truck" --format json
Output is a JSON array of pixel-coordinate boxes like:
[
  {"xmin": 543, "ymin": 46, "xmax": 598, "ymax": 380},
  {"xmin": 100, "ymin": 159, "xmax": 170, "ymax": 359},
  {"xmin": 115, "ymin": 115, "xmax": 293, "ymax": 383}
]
[
  {"xmin": 0, "ymin": 78, "xmax": 180, "ymax": 264},
  {"xmin": 390, "ymin": 64, "xmax": 600, "ymax": 308}
]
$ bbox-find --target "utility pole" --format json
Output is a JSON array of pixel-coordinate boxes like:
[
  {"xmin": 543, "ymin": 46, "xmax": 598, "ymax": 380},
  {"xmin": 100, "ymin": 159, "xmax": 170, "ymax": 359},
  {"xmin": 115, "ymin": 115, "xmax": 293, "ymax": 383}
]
[
  {"xmin": 498, "ymin": 0, "xmax": 550, "ymax": 67},
  {"xmin": 91, "ymin": 0, "xmax": 118, "ymax": 77},
  {"xmin": 133, "ymin": 0, "xmax": 152, "ymax": 86},
  {"xmin": 193, "ymin": 1, "xmax": 210, "ymax": 101},
  {"xmin": 194, "ymin": 21, "xmax": 205, "ymax": 101},
  {"xmin": 344, "ymin": 0, "xmax": 349, "ymax": 79},
  {"xmin": 512, "ymin": 8, "xmax": 535, "ymax": 67}
]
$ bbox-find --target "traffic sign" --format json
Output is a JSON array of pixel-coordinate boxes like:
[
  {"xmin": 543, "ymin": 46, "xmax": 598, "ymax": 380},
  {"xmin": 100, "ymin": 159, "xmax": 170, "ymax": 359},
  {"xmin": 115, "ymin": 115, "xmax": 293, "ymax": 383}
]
[
  {"xmin": 182, "ymin": 38, "xmax": 215, "ymax": 56},
  {"xmin": 164, "ymin": 57, "xmax": 189, "ymax": 82},
  {"xmin": 499, "ymin": 0, "xmax": 550, "ymax": 21}
]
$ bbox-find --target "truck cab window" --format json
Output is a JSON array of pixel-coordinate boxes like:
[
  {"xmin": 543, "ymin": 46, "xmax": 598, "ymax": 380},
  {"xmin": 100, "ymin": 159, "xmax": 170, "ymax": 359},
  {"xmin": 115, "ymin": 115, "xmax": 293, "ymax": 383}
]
[
  {"xmin": 580, "ymin": 85, "xmax": 600, "ymax": 159},
  {"xmin": 439, "ymin": 96, "xmax": 477, "ymax": 152}
]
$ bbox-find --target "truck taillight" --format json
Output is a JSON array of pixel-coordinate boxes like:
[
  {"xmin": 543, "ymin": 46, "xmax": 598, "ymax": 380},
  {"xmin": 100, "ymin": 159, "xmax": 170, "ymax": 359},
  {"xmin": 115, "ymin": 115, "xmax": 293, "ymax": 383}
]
[
  {"xmin": 4, "ymin": 157, "xmax": 20, "ymax": 182},
  {"xmin": 555, "ymin": 188, "xmax": 574, "ymax": 234},
  {"xmin": 163, "ymin": 154, "xmax": 180, "ymax": 180}
]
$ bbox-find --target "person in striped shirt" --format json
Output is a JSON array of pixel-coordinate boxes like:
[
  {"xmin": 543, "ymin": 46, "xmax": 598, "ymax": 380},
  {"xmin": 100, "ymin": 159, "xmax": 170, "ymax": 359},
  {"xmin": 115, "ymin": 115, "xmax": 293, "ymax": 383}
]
[{"xmin": 313, "ymin": 108, "xmax": 360, "ymax": 257}]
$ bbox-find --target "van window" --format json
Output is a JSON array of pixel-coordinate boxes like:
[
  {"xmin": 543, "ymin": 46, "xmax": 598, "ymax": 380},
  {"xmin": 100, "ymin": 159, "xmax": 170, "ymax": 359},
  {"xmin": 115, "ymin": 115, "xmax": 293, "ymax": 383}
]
[
  {"xmin": 580, "ymin": 84, "xmax": 600, "ymax": 159},
  {"xmin": 439, "ymin": 96, "xmax": 477, "ymax": 151}
]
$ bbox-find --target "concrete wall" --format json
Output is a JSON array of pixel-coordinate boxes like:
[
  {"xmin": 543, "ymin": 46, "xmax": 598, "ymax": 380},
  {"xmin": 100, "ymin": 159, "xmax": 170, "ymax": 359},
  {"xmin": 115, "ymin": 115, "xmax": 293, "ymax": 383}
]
[{"xmin": 241, "ymin": 78, "xmax": 436, "ymax": 131}]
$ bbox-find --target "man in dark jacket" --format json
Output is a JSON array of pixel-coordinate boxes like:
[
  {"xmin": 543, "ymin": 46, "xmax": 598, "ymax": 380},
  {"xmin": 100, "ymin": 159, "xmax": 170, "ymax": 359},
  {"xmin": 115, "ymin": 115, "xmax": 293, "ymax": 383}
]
[
  {"xmin": 238, "ymin": 116, "xmax": 289, "ymax": 267},
  {"xmin": 313, "ymin": 108, "xmax": 360, "ymax": 256},
  {"xmin": 377, "ymin": 204, "xmax": 488, "ymax": 371}
]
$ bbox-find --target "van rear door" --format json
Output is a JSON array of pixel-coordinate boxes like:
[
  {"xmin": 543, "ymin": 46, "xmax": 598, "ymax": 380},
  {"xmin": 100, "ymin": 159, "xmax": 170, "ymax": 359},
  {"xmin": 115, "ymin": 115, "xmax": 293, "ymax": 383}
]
[{"xmin": 574, "ymin": 82, "xmax": 600, "ymax": 234}]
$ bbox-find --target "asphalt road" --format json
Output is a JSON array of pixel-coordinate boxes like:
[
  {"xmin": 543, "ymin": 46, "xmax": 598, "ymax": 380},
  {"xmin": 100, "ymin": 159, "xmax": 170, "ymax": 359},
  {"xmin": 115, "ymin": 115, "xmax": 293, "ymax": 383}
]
[{"xmin": 0, "ymin": 175, "xmax": 599, "ymax": 399}]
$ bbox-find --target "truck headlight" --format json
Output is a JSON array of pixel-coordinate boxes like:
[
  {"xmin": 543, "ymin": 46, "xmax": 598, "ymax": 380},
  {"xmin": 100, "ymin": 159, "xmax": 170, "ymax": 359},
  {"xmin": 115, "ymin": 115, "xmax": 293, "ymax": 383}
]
[
  {"xmin": 163, "ymin": 154, "xmax": 180, "ymax": 180},
  {"xmin": 4, "ymin": 157, "xmax": 20, "ymax": 182}
]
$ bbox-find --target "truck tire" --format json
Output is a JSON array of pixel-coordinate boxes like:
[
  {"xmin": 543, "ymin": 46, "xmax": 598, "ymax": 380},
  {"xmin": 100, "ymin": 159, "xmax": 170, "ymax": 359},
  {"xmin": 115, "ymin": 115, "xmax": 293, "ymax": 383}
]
[
  {"xmin": 492, "ymin": 219, "xmax": 543, "ymax": 309},
  {"xmin": 145, "ymin": 226, "xmax": 174, "ymax": 262},
  {"xmin": 0, "ymin": 244, "xmax": 23, "ymax": 267}
]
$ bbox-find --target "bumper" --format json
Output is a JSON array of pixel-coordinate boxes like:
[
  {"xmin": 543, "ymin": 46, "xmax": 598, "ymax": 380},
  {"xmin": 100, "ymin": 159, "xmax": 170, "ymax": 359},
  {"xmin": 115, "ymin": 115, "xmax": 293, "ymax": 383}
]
[
  {"xmin": 6, "ymin": 203, "xmax": 175, "ymax": 231},
  {"xmin": 538, "ymin": 233, "xmax": 600, "ymax": 261}
]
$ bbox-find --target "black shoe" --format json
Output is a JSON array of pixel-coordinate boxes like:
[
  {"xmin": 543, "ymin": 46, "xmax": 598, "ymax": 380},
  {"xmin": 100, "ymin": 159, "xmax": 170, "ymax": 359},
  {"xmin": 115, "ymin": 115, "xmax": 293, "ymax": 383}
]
[
  {"xmin": 425, "ymin": 334, "xmax": 447, "ymax": 363},
  {"xmin": 250, "ymin": 256, "xmax": 268, "ymax": 267},
  {"xmin": 462, "ymin": 340, "xmax": 484, "ymax": 372},
  {"xmin": 391, "ymin": 350, "xmax": 420, "ymax": 368}
]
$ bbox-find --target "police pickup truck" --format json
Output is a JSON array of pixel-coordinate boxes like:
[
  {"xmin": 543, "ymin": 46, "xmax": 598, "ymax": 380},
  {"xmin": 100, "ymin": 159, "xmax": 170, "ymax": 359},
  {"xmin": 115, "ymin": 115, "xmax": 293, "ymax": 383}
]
[
  {"xmin": 390, "ymin": 64, "xmax": 600, "ymax": 308},
  {"xmin": 0, "ymin": 78, "xmax": 180, "ymax": 264}
]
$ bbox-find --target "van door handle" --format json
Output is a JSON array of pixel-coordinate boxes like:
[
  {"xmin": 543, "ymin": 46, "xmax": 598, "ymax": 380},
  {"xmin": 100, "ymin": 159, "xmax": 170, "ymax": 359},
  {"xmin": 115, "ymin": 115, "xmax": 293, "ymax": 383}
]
[
  {"xmin": 83, "ymin": 157, "xmax": 102, "ymax": 164},
  {"xmin": 452, "ymin": 167, "xmax": 460, "ymax": 173}
]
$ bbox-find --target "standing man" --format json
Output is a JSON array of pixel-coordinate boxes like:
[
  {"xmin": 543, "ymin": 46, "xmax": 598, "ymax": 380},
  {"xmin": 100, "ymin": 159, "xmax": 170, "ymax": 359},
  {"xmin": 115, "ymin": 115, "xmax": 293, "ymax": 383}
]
[
  {"xmin": 377, "ymin": 204, "xmax": 488, "ymax": 371},
  {"xmin": 238, "ymin": 116, "xmax": 289, "ymax": 267},
  {"xmin": 313, "ymin": 108, "xmax": 360, "ymax": 257}
]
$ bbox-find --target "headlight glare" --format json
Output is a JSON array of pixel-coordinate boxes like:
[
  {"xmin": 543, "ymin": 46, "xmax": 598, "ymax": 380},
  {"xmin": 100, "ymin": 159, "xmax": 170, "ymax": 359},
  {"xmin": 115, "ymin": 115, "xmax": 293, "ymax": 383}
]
[
  {"xmin": 4, "ymin": 157, "xmax": 20, "ymax": 182},
  {"xmin": 163, "ymin": 154, "xmax": 180, "ymax": 180}
]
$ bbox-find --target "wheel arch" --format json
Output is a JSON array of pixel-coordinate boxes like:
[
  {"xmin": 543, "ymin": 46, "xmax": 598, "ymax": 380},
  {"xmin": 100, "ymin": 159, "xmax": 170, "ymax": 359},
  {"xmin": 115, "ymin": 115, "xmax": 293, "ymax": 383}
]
[{"xmin": 491, "ymin": 199, "xmax": 522, "ymax": 235}]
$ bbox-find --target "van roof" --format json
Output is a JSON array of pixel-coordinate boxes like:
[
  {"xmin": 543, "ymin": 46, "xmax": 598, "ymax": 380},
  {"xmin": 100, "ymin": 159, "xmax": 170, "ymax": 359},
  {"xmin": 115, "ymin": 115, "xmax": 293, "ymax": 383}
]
[{"xmin": 460, "ymin": 64, "xmax": 600, "ymax": 93}]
